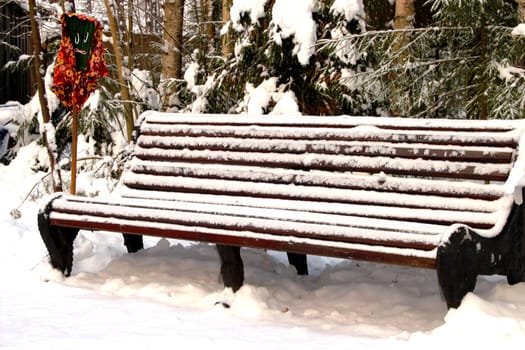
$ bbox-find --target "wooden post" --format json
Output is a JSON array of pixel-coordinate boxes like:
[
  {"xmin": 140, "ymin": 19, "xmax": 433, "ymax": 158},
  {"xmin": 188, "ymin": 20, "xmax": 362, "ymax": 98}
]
[{"xmin": 70, "ymin": 104, "xmax": 78, "ymax": 194}]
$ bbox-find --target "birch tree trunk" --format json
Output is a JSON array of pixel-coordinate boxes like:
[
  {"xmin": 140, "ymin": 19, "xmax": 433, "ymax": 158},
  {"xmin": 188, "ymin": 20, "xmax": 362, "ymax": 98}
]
[
  {"xmin": 103, "ymin": 0, "xmax": 134, "ymax": 142},
  {"xmin": 28, "ymin": 0, "xmax": 62, "ymax": 192},
  {"xmin": 160, "ymin": 0, "xmax": 185, "ymax": 111}
]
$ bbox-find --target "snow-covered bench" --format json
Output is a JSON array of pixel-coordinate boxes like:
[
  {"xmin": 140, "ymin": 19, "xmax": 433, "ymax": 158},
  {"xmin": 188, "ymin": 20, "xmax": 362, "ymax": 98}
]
[{"xmin": 38, "ymin": 112, "xmax": 525, "ymax": 309}]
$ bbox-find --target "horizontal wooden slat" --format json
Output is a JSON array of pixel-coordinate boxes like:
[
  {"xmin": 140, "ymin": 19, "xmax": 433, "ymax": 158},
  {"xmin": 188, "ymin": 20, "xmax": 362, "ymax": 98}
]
[
  {"xmin": 137, "ymin": 136, "xmax": 515, "ymax": 163},
  {"xmin": 128, "ymin": 160, "xmax": 506, "ymax": 200},
  {"xmin": 116, "ymin": 180, "xmax": 507, "ymax": 233},
  {"xmin": 121, "ymin": 174, "xmax": 502, "ymax": 212},
  {"xmin": 49, "ymin": 213, "xmax": 437, "ymax": 269},
  {"xmin": 118, "ymin": 181, "xmax": 509, "ymax": 222},
  {"xmin": 141, "ymin": 112, "xmax": 522, "ymax": 133},
  {"xmin": 132, "ymin": 147, "xmax": 512, "ymax": 181},
  {"xmin": 51, "ymin": 195, "xmax": 504, "ymax": 235},
  {"xmin": 139, "ymin": 124, "xmax": 519, "ymax": 148},
  {"xmin": 48, "ymin": 201, "xmax": 442, "ymax": 249}
]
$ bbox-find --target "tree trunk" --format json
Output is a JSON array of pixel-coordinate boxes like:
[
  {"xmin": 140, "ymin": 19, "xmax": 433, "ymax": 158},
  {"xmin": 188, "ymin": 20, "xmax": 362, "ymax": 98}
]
[
  {"xmin": 394, "ymin": 0, "xmax": 415, "ymax": 30},
  {"xmin": 174, "ymin": 0, "xmax": 185, "ymax": 76},
  {"xmin": 515, "ymin": 1, "xmax": 525, "ymax": 72},
  {"xmin": 221, "ymin": 0, "xmax": 233, "ymax": 58},
  {"xmin": 199, "ymin": 0, "xmax": 216, "ymax": 59},
  {"xmin": 517, "ymin": 0, "xmax": 525, "ymax": 22},
  {"xmin": 103, "ymin": 0, "xmax": 134, "ymax": 142},
  {"xmin": 28, "ymin": 0, "xmax": 62, "ymax": 192},
  {"xmin": 197, "ymin": 0, "xmax": 207, "ymax": 67},
  {"xmin": 160, "ymin": 0, "xmax": 185, "ymax": 111},
  {"xmin": 389, "ymin": 0, "xmax": 415, "ymax": 117},
  {"xmin": 207, "ymin": 0, "xmax": 215, "ymax": 45},
  {"xmin": 127, "ymin": 1, "xmax": 134, "ymax": 75},
  {"xmin": 161, "ymin": 0, "xmax": 185, "ymax": 80}
]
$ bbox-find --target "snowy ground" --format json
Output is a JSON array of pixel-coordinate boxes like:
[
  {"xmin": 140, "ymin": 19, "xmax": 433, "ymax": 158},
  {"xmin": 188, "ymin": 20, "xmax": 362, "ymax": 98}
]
[{"xmin": 1, "ymin": 117, "xmax": 525, "ymax": 350}]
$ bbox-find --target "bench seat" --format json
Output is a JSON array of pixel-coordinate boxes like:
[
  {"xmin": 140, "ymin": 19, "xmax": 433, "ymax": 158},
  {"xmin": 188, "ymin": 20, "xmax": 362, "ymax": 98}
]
[{"xmin": 38, "ymin": 113, "xmax": 525, "ymax": 309}]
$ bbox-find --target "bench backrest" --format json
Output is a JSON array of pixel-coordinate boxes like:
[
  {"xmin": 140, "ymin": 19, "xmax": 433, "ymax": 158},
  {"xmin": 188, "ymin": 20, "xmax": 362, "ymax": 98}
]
[{"xmin": 118, "ymin": 112, "xmax": 525, "ymax": 244}]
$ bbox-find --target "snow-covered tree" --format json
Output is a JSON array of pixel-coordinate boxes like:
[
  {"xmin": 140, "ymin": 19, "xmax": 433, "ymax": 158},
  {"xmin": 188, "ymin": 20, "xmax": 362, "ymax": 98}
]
[
  {"xmin": 171, "ymin": 0, "xmax": 369, "ymax": 115},
  {"xmin": 324, "ymin": 0, "xmax": 524, "ymax": 119},
  {"xmin": 431, "ymin": 0, "xmax": 524, "ymax": 119}
]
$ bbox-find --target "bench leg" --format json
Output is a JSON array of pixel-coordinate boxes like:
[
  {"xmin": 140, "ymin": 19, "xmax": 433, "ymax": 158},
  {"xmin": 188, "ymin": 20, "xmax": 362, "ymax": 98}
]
[
  {"xmin": 287, "ymin": 252, "xmax": 308, "ymax": 275},
  {"xmin": 507, "ymin": 201, "xmax": 525, "ymax": 285},
  {"xmin": 436, "ymin": 203, "xmax": 525, "ymax": 309},
  {"xmin": 216, "ymin": 245, "xmax": 244, "ymax": 292},
  {"xmin": 123, "ymin": 234, "xmax": 144, "ymax": 253},
  {"xmin": 436, "ymin": 226, "xmax": 479, "ymax": 309},
  {"xmin": 37, "ymin": 210, "xmax": 78, "ymax": 276}
]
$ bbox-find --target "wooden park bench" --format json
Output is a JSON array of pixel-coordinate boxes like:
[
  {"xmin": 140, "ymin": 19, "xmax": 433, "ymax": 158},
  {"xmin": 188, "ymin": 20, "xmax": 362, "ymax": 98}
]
[{"xmin": 38, "ymin": 112, "xmax": 525, "ymax": 309}]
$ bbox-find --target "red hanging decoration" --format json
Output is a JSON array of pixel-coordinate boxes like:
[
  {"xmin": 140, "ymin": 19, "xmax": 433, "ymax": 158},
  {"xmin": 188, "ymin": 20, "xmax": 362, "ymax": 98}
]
[{"xmin": 51, "ymin": 13, "xmax": 108, "ymax": 112}]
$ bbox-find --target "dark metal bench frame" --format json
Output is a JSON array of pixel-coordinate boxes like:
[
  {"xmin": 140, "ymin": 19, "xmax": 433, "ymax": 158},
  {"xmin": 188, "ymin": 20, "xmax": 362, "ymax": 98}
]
[{"xmin": 38, "ymin": 113, "xmax": 525, "ymax": 309}]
